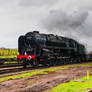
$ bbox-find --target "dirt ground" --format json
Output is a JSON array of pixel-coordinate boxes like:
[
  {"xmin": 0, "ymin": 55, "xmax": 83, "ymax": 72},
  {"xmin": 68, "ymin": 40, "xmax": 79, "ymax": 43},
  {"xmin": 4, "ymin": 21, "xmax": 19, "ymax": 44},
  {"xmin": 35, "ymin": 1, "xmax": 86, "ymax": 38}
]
[{"xmin": 0, "ymin": 66, "xmax": 92, "ymax": 92}]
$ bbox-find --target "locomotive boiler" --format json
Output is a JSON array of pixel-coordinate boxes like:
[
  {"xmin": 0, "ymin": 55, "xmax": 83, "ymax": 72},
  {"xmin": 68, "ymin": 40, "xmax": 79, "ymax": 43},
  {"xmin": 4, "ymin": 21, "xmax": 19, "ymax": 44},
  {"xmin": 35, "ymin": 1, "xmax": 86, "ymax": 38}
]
[{"xmin": 16, "ymin": 31, "xmax": 87, "ymax": 67}]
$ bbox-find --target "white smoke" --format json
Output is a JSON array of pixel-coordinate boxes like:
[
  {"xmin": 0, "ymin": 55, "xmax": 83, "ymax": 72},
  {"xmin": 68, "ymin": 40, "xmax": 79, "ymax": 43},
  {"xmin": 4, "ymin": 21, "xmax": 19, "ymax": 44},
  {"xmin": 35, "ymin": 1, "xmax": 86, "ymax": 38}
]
[
  {"xmin": 41, "ymin": 9, "xmax": 91, "ymax": 52},
  {"xmin": 41, "ymin": 10, "xmax": 88, "ymax": 32}
]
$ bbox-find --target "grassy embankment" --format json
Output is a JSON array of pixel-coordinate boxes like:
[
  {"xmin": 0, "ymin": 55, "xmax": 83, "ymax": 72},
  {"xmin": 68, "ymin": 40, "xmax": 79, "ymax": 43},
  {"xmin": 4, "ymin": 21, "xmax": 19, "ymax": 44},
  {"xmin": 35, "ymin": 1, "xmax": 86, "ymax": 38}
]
[
  {"xmin": 48, "ymin": 76, "xmax": 92, "ymax": 92},
  {"xmin": 0, "ymin": 55, "xmax": 16, "ymax": 58},
  {"xmin": 0, "ymin": 49, "xmax": 18, "ymax": 58},
  {"xmin": 0, "ymin": 62, "xmax": 92, "ymax": 83},
  {"xmin": 0, "ymin": 49, "xmax": 18, "ymax": 64}
]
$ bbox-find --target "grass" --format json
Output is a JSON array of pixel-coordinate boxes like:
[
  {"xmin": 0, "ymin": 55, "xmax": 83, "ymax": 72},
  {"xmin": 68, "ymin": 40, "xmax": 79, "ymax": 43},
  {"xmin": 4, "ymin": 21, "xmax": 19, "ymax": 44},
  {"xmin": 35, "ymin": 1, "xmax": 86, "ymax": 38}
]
[
  {"xmin": 0, "ymin": 62, "xmax": 92, "ymax": 83},
  {"xmin": 0, "ymin": 70, "xmax": 48, "ymax": 83},
  {"xmin": 68, "ymin": 62, "xmax": 92, "ymax": 67},
  {"xmin": 28, "ymin": 80, "xmax": 34, "ymax": 85},
  {"xmin": 0, "ymin": 66, "xmax": 67, "ymax": 83},
  {"xmin": 56, "ymin": 62, "xmax": 92, "ymax": 68},
  {"xmin": 0, "ymin": 55, "xmax": 16, "ymax": 58},
  {"xmin": 4, "ymin": 61, "xmax": 18, "ymax": 64},
  {"xmin": 49, "ymin": 76, "xmax": 92, "ymax": 92},
  {"xmin": 0, "ymin": 49, "xmax": 18, "ymax": 57}
]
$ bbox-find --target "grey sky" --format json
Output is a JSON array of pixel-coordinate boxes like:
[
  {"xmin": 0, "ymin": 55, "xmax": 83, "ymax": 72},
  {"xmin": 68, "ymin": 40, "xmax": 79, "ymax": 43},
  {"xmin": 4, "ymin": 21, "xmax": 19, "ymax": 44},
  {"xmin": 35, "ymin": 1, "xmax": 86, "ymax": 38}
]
[{"xmin": 0, "ymin": 0, "xmax": 92, "ymax": 52}]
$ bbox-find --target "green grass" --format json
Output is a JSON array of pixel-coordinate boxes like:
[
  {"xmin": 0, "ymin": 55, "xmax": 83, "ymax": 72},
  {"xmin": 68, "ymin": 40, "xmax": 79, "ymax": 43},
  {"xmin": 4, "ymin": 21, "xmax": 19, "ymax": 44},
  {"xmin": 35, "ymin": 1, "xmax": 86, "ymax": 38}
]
[
  {"xmin": 48, "ymin": 76, "xmax": 92, "ymax": 92},
  {"xmin": 0, "ymin": 66, "xmax": 67, "ymax": 83},
  {"xmin": 0, "ymin": 55, "xmax": 16, "ymax": 58},
  {"xmin": 28, "ymin": 80, "xmax": 34, "ymax": 85},
  {"xmin": 0, "ymin": 49, "xmax": 18, "ymax": 56},
  {"xmin": 0, "ymin": 62, "xmax": 92, "ymax": 83},
  {"xmin": 4, "ymin": 61, "xmax": 18, "ymax": 64},
  {"xmin": 68, "ymin": 62, "xmax": 92, "ymax": 67},
  {"xmin": 0, "ymin": 70, "xmax": 48, "ymax": 83}
]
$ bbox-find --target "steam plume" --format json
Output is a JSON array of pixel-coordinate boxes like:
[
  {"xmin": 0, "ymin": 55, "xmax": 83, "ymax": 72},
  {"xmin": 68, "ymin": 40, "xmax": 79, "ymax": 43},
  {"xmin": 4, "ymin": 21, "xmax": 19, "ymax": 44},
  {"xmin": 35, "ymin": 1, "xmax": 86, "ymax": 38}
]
[{"xmin": 41, "ymin": 9, "xmax": 91, "ymax": 52}]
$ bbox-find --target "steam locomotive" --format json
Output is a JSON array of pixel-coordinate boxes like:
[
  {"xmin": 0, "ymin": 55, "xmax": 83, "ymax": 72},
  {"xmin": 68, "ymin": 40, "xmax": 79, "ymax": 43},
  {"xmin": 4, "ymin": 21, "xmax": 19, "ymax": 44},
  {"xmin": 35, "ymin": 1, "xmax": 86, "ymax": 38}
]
[{"xmin": 16, "ymin": 31, "xmax": 87, "ymax": 67}]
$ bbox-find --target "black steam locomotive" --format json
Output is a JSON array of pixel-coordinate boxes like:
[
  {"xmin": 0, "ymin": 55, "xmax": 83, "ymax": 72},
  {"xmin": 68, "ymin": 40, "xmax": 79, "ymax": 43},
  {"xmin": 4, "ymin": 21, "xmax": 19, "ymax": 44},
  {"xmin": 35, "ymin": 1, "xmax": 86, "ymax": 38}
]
[{"xmin": 16, "ymin": 31, "xmax": 87, "ymax": 67}]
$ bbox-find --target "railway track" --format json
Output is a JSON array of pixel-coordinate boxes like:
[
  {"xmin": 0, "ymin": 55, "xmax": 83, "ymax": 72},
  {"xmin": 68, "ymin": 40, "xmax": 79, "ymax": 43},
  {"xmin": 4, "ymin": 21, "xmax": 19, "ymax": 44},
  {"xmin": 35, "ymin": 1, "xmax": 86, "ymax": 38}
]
[
  {"xmin": 0, "ymin": 63, "xmax": 21, "ymax": 68},
  {"xmin": 0, "ymin": 57, "xmax": 91, "ymax": 78},
  {"xmin": 0, "ymin": 57, "xmax": 16, "ymax": 61},
  {"xmin": 0, "ymin": 64, "xmax": 47, "ymax": 78},
  {"xmin": 0, "ymin": 61, "xmax": 91, "ymax": 78},
  {"xmin": 0, "ymin": 66, "xmax": 34, "ymax": 78},
  {"xmin": 0, "ymin": 57, "xmax": 21, "ymax": 68}
]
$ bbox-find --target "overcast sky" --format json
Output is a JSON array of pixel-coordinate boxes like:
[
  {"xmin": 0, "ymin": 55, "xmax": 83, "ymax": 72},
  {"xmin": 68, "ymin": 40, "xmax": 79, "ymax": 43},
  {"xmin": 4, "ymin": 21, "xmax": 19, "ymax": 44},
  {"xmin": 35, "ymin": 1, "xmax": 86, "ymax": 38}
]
[{"xmin": 0, "ymin": 0, "xmax": 92, "ymax": 52}]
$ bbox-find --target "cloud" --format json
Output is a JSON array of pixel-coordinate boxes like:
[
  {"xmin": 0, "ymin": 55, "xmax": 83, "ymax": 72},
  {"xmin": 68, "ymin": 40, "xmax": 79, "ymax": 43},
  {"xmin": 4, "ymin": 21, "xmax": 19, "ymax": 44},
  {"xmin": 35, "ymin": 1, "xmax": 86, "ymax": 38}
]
[
  {"xmin": 40, "ymin": 9, "xmax": 92, "ymax": 52},
  {"xmin": 0, "ymin": 0, "xmax": 92, "ymax": 52},
  {"xmin": 41, "ymin": 10, "xmax": 88, "ymax": 33},
  {"xmin": 19, "ymin": 0, "xmax": 60, "ymax": 7}
]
